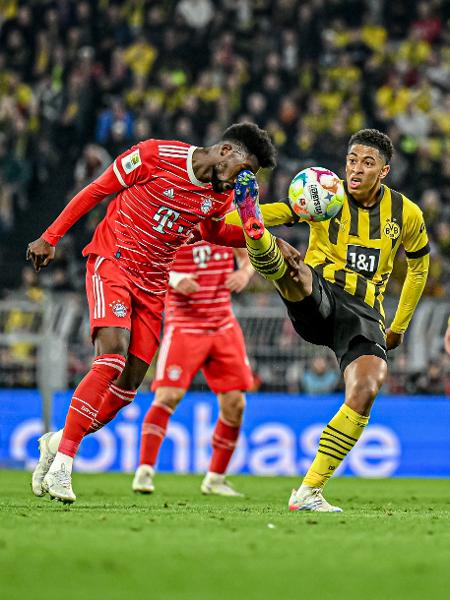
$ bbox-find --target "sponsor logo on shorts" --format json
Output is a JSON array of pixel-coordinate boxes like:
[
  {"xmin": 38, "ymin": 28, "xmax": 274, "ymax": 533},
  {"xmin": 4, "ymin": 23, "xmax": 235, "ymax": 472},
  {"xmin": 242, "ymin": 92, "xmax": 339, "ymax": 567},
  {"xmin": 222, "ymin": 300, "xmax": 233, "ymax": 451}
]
[
  {"xmin": 167, "ymin": 365, "xmax": 182, "ymax": 381},
  {"xmin": 110, "ymin": 300, "xmax": 128, "ymax": 318}
]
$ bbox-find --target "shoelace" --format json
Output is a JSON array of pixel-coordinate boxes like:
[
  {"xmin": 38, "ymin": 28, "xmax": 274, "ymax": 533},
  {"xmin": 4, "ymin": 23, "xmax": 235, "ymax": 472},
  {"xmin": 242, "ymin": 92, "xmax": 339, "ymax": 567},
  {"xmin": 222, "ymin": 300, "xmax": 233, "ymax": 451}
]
[{"xmin": 52, "ymin": 467, "xmax": 71, "ymax": 489}]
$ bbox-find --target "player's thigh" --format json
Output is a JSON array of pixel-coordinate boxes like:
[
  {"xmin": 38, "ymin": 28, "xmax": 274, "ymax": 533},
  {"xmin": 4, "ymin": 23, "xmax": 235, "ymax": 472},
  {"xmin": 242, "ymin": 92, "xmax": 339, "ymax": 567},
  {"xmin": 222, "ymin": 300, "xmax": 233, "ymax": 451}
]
[
  {"xmin": 128, "ymin": 290, "xmax": 165, "ymax": 365},
  {"xmin": 85, "ymin": 255, "xmax": 133, "ymax": 352},
  {"xmin": 152, "ymin": 328, "xmax": 213, "ymax": 390},
  {"xmin": 203, "ymin": 322, "xmax": 253, "ymax": 394},
  {"xmin": 279, "ymin": 267, "xmax": 335, "ymax": 347}
]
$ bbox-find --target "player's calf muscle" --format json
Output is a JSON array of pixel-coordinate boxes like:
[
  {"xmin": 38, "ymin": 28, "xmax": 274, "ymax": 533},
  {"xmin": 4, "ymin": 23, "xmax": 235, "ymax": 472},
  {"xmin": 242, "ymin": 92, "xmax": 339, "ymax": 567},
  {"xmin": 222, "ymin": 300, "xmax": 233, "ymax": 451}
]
[{"xmin": 218, "ymin": 391, "xmax": 245, "ymax": 426}]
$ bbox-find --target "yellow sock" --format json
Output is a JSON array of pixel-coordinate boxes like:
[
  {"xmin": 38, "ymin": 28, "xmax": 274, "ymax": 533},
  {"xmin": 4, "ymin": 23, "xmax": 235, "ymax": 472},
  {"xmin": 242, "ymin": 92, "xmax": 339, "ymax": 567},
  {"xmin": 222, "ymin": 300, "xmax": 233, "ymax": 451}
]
[
  {"xmin": 245, "ymin": 230, "xmax": 287, "ymax": 281},
  {"xmin": 303, "ymin": 404, "xmax": 369, "ymax": 488}
]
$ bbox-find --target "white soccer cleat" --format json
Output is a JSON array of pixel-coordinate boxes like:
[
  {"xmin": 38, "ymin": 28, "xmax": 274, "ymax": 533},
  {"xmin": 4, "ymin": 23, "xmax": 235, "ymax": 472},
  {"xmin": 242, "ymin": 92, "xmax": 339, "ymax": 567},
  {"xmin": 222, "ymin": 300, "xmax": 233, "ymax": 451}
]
[
  {"xmin": 288, "ymin": 486, "xmax": 342, "ymax": 513},
  {"xmin": 132, "ymin": 464, "xmax": 155, "ymax": 494},
  {"xmin": 31, "ymin": 432, "xmax": 57, "ymax": 497},
  {"xmin": 201, "ymin": 473, "xmax": 244, "ymax": 497},
  {"xmin": 42, "ymin": 464, "xmax": 76, "ymax": 504}
]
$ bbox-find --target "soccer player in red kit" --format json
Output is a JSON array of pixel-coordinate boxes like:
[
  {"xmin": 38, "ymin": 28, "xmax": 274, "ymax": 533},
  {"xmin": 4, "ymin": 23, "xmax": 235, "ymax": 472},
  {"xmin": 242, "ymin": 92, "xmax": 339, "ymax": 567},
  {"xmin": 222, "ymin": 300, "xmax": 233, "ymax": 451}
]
[
  {"xmin": 27, "ymin": 123, "xmax": 277, "ymax": 503},
  {"xmin": 132, "ymin": 243, "xmax": 254, "ymax": 497}
]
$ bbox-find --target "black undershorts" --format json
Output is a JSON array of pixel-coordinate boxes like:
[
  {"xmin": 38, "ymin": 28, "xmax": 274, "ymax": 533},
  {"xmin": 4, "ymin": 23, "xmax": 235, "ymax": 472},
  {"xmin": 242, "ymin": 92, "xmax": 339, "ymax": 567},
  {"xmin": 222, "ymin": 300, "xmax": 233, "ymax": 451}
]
[{"xmin": 280, "ymin": 266, "xmax": 387, "ymax": 373}]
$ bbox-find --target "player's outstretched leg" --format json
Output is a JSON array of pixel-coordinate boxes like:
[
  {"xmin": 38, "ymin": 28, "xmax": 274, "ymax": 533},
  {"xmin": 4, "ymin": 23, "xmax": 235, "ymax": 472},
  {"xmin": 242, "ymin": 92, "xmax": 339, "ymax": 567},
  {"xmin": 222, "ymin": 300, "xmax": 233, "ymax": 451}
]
[
  {"xmin": 289, "ymin": 354, "xmax": 386, "ymax": 513},
  {"xmin": 234, "ymin": 170, "xmax": 287, "ymax": 281},
  {"xmin": 201, "ymin": 391, "xmax": 245, "ymax": 497}
]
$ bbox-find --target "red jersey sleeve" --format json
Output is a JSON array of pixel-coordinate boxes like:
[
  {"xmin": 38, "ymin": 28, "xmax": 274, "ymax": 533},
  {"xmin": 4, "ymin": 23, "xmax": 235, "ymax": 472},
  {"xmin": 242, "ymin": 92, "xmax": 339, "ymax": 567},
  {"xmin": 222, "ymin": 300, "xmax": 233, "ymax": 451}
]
[
  {"xmin": 42, "ymin": 139, "xmax": 157, "ymax": 246},
  {"xmin": 199, "ymin": 219, "xmax": 245, "ymax": 248},
  {"xmin": 42, "ymin": 164, "xmax": 123, "ymax": 246},
  {"xmin": 111, "ymin": 139, "xmax": 156, "ymax": 188}
]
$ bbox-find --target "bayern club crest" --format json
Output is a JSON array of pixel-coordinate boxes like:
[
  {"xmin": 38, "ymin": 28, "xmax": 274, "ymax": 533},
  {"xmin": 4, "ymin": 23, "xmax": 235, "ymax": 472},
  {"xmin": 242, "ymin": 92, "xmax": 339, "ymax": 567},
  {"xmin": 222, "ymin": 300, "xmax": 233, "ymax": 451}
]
[
  {"xmin": 201, "ymin": 197, "xmax": 213, "ymax": 214},
  {"xmin": 110, "ymin": 300, "xmax": 128, "ymax": 318},
  {"xmin": 167, "ymin": 365, "xmax": 182, "ymax": 381}
]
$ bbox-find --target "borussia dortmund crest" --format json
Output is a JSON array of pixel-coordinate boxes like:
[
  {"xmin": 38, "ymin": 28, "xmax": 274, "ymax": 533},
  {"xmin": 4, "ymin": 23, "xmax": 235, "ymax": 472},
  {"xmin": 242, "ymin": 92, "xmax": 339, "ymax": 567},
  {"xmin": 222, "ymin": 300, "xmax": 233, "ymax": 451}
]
[{"xmin": 384, "ymin": 218, "xmax": 401, "ymax": 240}]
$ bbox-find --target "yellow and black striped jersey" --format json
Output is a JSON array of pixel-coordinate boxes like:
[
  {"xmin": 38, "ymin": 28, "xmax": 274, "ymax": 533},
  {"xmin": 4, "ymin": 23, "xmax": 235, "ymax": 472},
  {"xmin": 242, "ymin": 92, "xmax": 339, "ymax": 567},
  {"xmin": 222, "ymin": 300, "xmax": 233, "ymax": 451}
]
[
  {"xmin": 226, "ymin": 184, "xmax": 430, "ymax": 325},
  {"xmin": 301, "ymin": 185, "xmax": 429, "ymax": 319}
]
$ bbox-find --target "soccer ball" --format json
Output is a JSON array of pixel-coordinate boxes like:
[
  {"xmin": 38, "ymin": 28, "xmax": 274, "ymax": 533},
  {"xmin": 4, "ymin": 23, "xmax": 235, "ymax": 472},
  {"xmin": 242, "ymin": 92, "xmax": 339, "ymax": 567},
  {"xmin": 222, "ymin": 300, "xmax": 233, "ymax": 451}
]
[{"xmin": 288, "ymin": 167, "xmax": 345, "ymax": 222}]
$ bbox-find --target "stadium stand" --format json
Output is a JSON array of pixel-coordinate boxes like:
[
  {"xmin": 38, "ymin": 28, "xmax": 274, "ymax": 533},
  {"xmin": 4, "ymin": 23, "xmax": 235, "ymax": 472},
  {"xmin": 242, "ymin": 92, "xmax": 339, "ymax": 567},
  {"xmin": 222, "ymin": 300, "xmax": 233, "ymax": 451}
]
[{"xmin": 0, "ymin": 0, "xmax": 448, "ymax": 392}]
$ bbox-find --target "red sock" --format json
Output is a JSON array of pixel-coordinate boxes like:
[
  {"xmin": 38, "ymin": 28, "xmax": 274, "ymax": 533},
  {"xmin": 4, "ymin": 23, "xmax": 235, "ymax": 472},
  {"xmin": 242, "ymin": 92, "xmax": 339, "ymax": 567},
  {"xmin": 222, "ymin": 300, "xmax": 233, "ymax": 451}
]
[
  {"xmin": 139, "ymin": 404, "xmax": 173, "ymax": 466},
  {"xmin": 209, "ymin": 417, "xmax": 241, "ymax": 474},
  {"xmin": 90, "ymin": 383, "xmax": 137, "ymax": 432},
  {"xmin": 58, "ymin": 354, "xmax": 125, "ymax": 457}
]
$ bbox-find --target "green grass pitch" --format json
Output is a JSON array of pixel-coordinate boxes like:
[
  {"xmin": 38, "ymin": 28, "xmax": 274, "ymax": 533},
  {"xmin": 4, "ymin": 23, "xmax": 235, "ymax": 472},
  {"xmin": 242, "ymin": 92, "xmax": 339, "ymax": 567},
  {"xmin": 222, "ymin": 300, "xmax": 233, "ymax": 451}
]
[{"xmin": 1, "ymin": 471, "xmax": 449, "ymax": 600}]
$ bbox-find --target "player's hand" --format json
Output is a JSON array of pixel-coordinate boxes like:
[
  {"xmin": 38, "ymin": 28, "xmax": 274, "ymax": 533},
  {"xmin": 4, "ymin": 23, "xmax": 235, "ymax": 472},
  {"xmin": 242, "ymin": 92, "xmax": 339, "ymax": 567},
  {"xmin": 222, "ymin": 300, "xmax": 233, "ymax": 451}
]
[
  {"xmin": 386, "ymin": 328, "xmax": 404, "ymax": 350},
  {"xmin": 444, "ymin": 325, "xmax": 450, "ymax": 355},
  {"xmin": 226, "ymin": 269, "xmax": 252, "ymax": 293},
  {"xmin": 175, "ymin": 275, "xmax": 200, "ymax": 296},
  {"xmin": 186, "ymin": 226, "xmax": 202, "ymax": 245},
  {"xmin": 276, "ymin": 238, "xmax": 302, "ymax": 267},
  {"xmin": 26, "ymin": 237, "xmax": 55, "ymax": 272}
]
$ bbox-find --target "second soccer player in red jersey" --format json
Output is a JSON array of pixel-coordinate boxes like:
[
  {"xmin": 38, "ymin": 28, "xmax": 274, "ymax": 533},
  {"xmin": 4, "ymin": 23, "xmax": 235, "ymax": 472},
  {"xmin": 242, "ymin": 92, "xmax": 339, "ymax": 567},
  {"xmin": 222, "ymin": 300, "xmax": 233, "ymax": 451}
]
[
  {"xmin": 132, "ymin": 242, "xmax": 254, "ymax": 497},
  {"xmin": 27, "ymin": 123, "xmax": 277, "ymax": 503}
]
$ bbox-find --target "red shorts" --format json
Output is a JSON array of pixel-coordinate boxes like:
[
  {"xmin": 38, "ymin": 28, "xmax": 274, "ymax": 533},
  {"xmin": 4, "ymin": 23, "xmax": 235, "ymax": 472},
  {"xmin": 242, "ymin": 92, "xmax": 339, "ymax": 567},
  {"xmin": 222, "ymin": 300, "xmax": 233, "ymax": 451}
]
[
  {"xmin": 152, "ymin": 320, "xmax": 253, "ymax": 394},
  {"xmin": 85, "ymin": 255, "xmax": 164, "ymax": 364}
]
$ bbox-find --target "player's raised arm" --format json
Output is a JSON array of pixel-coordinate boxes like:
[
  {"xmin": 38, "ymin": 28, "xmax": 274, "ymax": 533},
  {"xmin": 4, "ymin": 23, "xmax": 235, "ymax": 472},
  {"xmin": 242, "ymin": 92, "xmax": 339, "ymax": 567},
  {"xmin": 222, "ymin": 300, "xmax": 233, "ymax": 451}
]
[
  {"xmin": 26, "ymin": 142, "xmax": 153, "ymax": 271},
  {"xmin": 226, "ymin": 201, "xmax": 297, "ymax": 228},
  {"xmin": 386, "ymin": 201, "xmax": 430, "ymax": 349}
]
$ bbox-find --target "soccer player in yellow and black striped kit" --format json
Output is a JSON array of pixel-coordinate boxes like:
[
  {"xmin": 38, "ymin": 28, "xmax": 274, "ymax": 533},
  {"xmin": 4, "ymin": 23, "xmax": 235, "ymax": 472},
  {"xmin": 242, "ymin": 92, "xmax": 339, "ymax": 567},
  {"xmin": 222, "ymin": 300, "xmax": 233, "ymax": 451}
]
[{"xmin": 229, "ymin": 129, "xmax": 430, "ymax": 512}]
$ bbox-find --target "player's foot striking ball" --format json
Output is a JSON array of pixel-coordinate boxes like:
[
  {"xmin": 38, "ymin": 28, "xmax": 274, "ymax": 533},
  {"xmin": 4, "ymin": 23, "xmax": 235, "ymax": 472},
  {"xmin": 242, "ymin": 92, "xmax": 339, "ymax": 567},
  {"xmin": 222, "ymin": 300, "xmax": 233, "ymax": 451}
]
[
  {"xmin": 234, "ymin": 169, "xmax": 265, "ymax": 239},
  {"xmin": 234, "ymin": 170, "xmax": 287, "ymax": 281}
]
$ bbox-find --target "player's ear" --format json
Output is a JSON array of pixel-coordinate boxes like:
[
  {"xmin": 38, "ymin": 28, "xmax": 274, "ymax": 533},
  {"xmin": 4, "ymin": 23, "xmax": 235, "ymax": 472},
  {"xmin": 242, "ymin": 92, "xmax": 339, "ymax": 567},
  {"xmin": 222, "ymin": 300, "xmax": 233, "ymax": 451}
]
[
  {"xmin": 220, "ymin": 142, "xmax": 233, "ymax": 156},
  {"xmin": 380, "ymin": 164, "xmax": 390, "ymax": 180}
]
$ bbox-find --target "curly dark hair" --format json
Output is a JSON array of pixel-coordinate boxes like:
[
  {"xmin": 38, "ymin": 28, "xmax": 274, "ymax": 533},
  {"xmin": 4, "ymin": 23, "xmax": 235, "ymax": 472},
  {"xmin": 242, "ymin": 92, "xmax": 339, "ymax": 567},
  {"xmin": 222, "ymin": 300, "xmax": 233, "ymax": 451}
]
[
  {"xmin": 222, "ymin": 122, "xmax": 277, "ymax": 169},
  {"xmin": 348, "ymin": 129, "xmax": 393, "ymax": 163}
]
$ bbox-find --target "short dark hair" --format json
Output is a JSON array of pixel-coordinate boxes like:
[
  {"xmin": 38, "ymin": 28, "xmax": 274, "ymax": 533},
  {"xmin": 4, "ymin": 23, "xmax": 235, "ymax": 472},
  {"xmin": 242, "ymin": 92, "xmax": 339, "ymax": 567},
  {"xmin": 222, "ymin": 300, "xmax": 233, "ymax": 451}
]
[
  {"xmin": 348, "ymin": 128, "xmax": 393, "ymax": 163},
  {"xmin": 222, "ymin": 122, "xmax": 277, "ymax": 169}
]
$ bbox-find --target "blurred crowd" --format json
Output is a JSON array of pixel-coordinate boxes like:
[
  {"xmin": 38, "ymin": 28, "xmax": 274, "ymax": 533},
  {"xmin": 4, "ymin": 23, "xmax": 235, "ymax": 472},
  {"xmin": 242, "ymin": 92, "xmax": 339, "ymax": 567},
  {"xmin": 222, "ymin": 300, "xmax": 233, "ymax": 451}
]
[{"xmin": 0, "ymin": 0, "xmax": 449, "ymax": 390}]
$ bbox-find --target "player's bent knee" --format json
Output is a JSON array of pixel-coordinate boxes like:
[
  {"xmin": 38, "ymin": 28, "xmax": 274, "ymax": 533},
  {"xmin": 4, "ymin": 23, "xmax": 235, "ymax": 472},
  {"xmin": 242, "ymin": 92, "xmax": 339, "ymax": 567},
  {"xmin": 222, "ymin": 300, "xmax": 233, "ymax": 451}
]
[
  {"xmin": 346, "ymin": 375, "xmax": 385, "ymax": 413},
  {"xmin": 219, "ymin": 391, "xmax": 246, "ymax": 425},
  {"xmin": 94, "ymin": 327, "xmax": 130, "ymax": 357},
  {"xmin": 154, "ymin": 387, "xmax": 185, "ymax": 411}
]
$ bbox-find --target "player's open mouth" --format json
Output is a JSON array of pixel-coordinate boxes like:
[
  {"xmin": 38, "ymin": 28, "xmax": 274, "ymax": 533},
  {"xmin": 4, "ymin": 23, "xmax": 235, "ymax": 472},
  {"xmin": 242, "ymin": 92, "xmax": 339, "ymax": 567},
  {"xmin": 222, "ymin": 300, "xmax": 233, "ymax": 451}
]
[{"xmin": 349, "ymin": 178, "xmax": 362, "ymax": 189}]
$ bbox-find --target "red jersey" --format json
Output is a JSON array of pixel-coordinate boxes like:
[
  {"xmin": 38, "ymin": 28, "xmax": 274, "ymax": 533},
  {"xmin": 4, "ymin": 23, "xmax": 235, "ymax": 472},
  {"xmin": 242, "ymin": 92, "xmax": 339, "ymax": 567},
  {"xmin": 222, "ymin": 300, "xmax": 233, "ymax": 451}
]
[
  {"xmin": 165, "ymin": 242, "xmax": 235, "ymax": 331},
  {"xmin": 42, "ymin": 140, "xmax": 244, "ymax": 294}
]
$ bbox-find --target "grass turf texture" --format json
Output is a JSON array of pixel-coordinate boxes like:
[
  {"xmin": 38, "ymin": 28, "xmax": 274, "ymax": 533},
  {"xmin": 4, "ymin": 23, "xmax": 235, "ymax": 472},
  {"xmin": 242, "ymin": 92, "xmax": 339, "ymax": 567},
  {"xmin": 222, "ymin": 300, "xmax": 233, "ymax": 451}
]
[{"xmin": 1, "ymin": 471, "xmax": 449, "ymax": 600}]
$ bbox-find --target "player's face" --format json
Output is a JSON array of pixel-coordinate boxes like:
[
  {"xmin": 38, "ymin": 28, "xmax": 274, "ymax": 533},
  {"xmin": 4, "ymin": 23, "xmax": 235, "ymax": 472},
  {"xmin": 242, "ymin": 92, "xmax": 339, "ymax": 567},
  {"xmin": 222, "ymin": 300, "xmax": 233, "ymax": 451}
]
[
  {"xmin": 211, "ymin": 145, "xmax": 259, "ymax": 193},
  {"xmin": 345, "ymin": 144, "xmax": 390, "ymax": 198}
]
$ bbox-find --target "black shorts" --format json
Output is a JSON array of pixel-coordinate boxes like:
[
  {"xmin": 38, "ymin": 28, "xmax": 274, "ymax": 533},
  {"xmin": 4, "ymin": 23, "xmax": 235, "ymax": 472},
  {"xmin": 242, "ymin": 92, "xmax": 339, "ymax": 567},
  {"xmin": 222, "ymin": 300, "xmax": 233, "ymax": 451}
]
[{"xmin": 281, "ymin": 266, "xmax": 387, "ymax": 372}]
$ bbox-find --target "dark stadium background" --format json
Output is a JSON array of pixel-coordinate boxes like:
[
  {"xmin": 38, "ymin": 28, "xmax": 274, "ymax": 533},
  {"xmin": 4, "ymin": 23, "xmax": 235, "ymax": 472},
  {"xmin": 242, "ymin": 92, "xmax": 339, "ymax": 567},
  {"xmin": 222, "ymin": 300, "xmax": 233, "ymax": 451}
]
[{"xmin": 0, "ymin": 0, "xmax": 448, "ymax": 393}]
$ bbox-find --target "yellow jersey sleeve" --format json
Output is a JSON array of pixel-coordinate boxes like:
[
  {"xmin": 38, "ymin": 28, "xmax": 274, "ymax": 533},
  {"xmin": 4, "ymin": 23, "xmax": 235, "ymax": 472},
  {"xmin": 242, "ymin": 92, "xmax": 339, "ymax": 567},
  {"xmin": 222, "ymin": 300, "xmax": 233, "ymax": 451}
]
[
  {"xmin": 390, "ymin": 253, "xmax": 429, "ymax": 334},
  {"xmin": 402, "ymin": 199, "xmax": 429, "ymax": 257},
  {"xmin": 225, "ymin": 201, "xmax": 296, "ymax": 228}
]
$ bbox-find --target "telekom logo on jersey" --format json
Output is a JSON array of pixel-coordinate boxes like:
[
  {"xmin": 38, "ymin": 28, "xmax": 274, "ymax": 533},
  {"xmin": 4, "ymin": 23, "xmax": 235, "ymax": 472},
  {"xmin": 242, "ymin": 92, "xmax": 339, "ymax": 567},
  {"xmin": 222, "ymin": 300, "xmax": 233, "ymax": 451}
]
[
  {"xmin": 192, "ymin": 245, "xmax": 212, "ymax": 269},
  {"xmin": 152, "ymin": 205, "xmax": 189, "ymax": 235}
]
